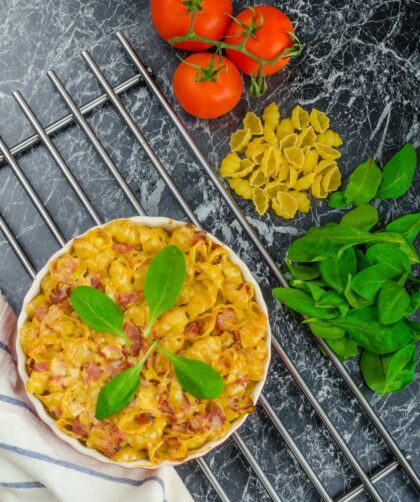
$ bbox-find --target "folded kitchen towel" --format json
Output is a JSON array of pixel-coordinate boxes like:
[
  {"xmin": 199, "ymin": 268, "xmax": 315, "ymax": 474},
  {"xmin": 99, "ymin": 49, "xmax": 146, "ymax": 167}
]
[{"xmin": 0, "ymin": 292, "xmax": 193, "ymax": 502}]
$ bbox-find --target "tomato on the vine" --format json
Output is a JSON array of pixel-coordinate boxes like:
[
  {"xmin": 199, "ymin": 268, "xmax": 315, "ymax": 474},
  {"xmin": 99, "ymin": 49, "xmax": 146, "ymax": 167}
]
[
  {"xmin": 225, "ymin": 6, "xmax": 295, "ymax": 76},
  {"xmin": 173, "ymin": 53, "xmax": 242, "ymax": 119},
  {"xmin": 151, "ymin": 0, "xmax": 233, "ymax": 52}
]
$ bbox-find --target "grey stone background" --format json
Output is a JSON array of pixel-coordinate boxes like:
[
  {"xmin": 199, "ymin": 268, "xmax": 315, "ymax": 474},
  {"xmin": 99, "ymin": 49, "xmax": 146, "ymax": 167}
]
[{"xmin": 0, "ymin": 0, "xmax": 418, "ymax": 500}]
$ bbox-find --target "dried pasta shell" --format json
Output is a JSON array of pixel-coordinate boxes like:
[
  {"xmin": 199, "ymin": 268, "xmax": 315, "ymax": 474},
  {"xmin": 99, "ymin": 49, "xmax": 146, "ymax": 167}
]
[
  {"xmin": 294, "ymin": 173, "xmax": 315, "ymax": 191},
  {"xmin": 220, "ymin": 152, "xmax": 241, "ymax": 177},
  {"xmin": 246, "ymin": 138, "xmax": 267, "ymax": 162},
  {"xmin": 279, "ymin": 133, "xmax": 298, "ymax": 149},
  {"xmin": 314, "ymin": 159, "xmax": 336, "ymax": 175},
  {"xmin": 261, "ymin": 147, "xmax": 277, "ymax": 177},
  {"xmin": 277, "ymin": 159, "xmax": 289, "ymax": 182},
  {"xmin": 250, "ymin": 168, "xmax": 269, "ymax": 187},
  {"xmin": 314, "ymin": 143, "xmax": 341, "ymax": 160},
  {"xmin": 265, "ymin": 180, "xmax": 288, "ymax": 198},
  {"xmin": 297, "ymin": 126, "xmax": 316, "ymax": 148},
  {"xmin": 253, "ymin": 186, "xmax": 269, "ymax": 215},
  {"xmin": 311, "ymin": 175, "xmax": 329, "ymax": 199},
  {"xmin": 243, "ymin": 112, "xmax": 264, "ymax": 135},
  {"xmin": 263, "ymin": 125, "xmax": 278, "ymax": 147},
  {"xmin": 262, "ymin": 102, "xmax": 280, "ymax": 130},
  {"xmin": 229, "ymin": 159, "xmax": 256, "ymax": 178},
  {"xmin": 310, "ymin": 109, "xmax": 330, "ymax": 133},
  {"xmin": 289, "ymin": 190, "xmax": 310, "ymax": 213},
  {"xmin": 229, "ymin": 178, "xmax": 253, "ymax": 200},
  {"xmin": 291, "ymin": 105, "xmax": 310, "ymax": 130},
  {"xmin": 230, "ymin": 128, "xmax": 252, "ymax": 152},
  {"xmin": 316, "ymin": 130, "xmax": 342, "ymax": 147},
  {"xmin": 322, "ymin": 165, "xmax": 342, "ymax": 192},
  {"xmin": 284, "ymin": 146, "xmax": 305, "ymax": 170},
  {"xmin": 273, "ymin": 192, "xmax": 299, "ymax": 219},
  {"xmin": 303, "ymin": 150, "xmax": 319, "ymax": 175},
  {"xmin": 288, "ymin": 166, "xmax": 299, "ymax": 188},
  {"xmin": 276, "ymin": 118, "xmax": 294, "ymax": 140}
]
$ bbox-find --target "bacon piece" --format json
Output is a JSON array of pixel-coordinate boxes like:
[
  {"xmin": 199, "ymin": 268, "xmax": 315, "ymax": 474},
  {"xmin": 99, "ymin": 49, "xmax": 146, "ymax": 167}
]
[
  {"xmin": 90, "ymin": 274, "xmax": 103, "ymax": 290},
  {"xmin": 109, "ymin": 358, "xmax": 130, "ymax": 377},
  {"xmin": 135, "ymin": 413, "xmax": 153, "ymax": 426},
  {"xmin": 207, "ymin": 402, "xmax": 226, "ymax": 429},
  {"xmin": 191, "ymin": 230, "xmax": 207, "ymax": 244},
  {"xmin": 97, "ymin": 422, "xmax": 125, "ymax": 458},
  {"xmin": 117, "ymin": 292, "xmax": 140, "ymax": 310},
  {"xmin": 72, "ymin": 417, "xmax": 87, "ymax": 436},
  {"xmin": 33, "ymin": 361, "xmax": 49, "ymax": 372},
  {"xmin": 58, "ymin": 256, "xmax": 77, "ymax": 280},
  {"xmin": 123, "ymin": 323, "xmax": 141, "ymax": 357},
  {"xmin": 112, "ymin": 243, "xmax": 134, "ymax": 254},
  {"xmin": 158, "ymin": 394, "xmax": 174, "ymax": 415},
  {"xmin": 49, "ymin": 282, "xmax": 71, "ymax": 304},
  {"xmin": 34, "ymin": 304, "xmax": 49, "ymax": 320},
  {"xmin": 216, "ymin": 308, "xmax": 236, "ymax": 332},
  {"xmin": 184, "ymin": 321, "xmax": 204, "ymax": 337},
  {"xmin": 83, "ymin": 362, "xmax": 101, "ymax": 381}
]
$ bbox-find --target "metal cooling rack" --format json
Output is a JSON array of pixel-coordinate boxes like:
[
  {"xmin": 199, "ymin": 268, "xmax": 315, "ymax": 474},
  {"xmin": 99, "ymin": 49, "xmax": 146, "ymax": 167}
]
[{"xmin": 0, "ymin": 31, "xmax": 419, "ymax": 502}]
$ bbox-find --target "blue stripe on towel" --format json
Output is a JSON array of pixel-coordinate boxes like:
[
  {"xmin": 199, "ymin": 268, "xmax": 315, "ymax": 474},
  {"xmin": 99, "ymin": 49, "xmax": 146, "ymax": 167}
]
[
  {"xmin": 0, "ymin": 395, "xmax": 34, "ymax": 414},
  {"xmin": 0, "ymin": 443, "xmax": 165, "ymax": 499},
  {"xmin": 0, "ymin": 481, "xmax": 45, "ymax": 489},
  {"xmin": 0, "ymin": 341, "xmax": 11, "ymax": 355}
]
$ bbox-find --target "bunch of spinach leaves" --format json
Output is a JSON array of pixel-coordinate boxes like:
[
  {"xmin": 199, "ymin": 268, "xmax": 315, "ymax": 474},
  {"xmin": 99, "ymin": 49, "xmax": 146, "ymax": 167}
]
[{"xmin": 274, "ymin": 144, "xmax": 419, "ymax": 395}]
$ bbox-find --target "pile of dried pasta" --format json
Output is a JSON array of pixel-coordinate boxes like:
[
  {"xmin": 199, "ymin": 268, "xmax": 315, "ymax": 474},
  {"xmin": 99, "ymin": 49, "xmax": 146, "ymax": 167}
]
[
  {"xmin": 220, "ymin": 104, "xmax": 343, "ymax": 219},
  {"xmin": 19, "ymin": 220, "xmax": 268, "ymax": 464}
]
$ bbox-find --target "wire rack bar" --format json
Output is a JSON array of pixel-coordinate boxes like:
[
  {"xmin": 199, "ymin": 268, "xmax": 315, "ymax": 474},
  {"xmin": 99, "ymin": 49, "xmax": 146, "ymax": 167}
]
[
  {"xmin": 0, "ymin": 74, "xmax": 142, "ymax": 167},
  {"xmin": 115, "ymin": 31, "xmax": 420, "ymax": 494},
  {"xmin": 82, "ymin": 44, "xmax": 384, "ymax": 502},
  {"xmin": 0, "ymin": 216, "xmax": 36, "ymax": 278}
]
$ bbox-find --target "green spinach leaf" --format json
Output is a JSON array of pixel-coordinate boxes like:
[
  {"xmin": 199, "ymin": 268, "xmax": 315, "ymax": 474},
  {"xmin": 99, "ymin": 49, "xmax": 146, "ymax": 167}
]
[
  {"xmin": 328, "ymin": 191, "xmax": 348, "ymax": 208},
  {"xmin": 360, "ymin": 350, "xmax": 386, "ymax": 393},
  {"xmin": 351, "ymin": 264, "xmax": 398, "ymax": 301},
  {"xmin": 341, "ymin": 204, "xmax": 379, "ymax": 231},
  {"xmin": 70, "ymin": 286, "xmax": 131, "ymax": 345},
  {"xmin": 376, "ymin": 144, "xmax": 417, "ymax": 199},
  {"xmin": 404, "ymin": 320, "xmax": 420, "ymax": 341},
  {"xmin": 310, "ymin": 322, "xmax": 346, "ymax": 339},
  {"xmin": 273, "ymin": 288, "xmax": 337, "ymax": 319},
  {"xmin": 385, "ymin": 212, "xmax": 420, "ymax": 242},
  {"xmin": 366, "ymin": 243, "xmax": 411, "ymax": 275},
  {"xmin": 158, "ymin": 347, "xmax": 224, "ymax": 399},
  {"xmin": 285, "ymin": 260, "xmax": 319, "ymax": 281},
  {"xmin": 382, "ymin": 344, "xmax": 416, "ymax": 393},
  {"xmin": 318, "ymin": 247, "xmax": 357, "ymax": 293},
  {"xmin": 344, "ymin": 159, "xmax": 382, "ymax": 206},
  {"xmin": 325, "ymin": 335, "xmax": 359, "ymax": 360},
  {"xmin": 377, "ymin": 281, "xmax": 410, "ymax": 325},
  {"xmin": 344, "ymin": 275, "xmax": 373, "ymax": 309},
  {"xmin": 315, "ymin": 290, "xmax": 349, "ymax": 317}
]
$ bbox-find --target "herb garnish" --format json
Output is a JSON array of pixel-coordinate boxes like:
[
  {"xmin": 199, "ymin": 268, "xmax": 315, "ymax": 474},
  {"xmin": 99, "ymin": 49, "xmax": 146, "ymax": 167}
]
[{"xmin": 71, "ymin": 244, "xmax": 224, "ymax": 419}]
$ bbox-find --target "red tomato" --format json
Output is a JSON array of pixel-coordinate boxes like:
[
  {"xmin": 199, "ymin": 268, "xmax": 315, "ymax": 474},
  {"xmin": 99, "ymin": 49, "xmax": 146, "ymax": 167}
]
[
  {"xmin": 225, "ymin": 6, "xmax": 295, "ymax": 76},
  {"xmin": 173, "ymin": 53, "xmax": 242, "ymax": 119},
  {"xmin": 151, "ymin": 0, "xmax": 233, "ymax": 51}
]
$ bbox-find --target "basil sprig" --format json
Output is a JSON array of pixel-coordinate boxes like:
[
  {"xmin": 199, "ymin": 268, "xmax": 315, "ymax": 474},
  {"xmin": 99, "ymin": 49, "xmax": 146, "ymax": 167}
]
[{"xmin": 70, "ymin": 244, "xmax": 224, "ymax": 419}]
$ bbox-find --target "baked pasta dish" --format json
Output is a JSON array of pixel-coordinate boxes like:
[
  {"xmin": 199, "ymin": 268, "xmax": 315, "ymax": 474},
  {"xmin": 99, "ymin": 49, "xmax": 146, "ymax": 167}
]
[{"xmin": 19, "ymin": 220, "xmax": 269, "ymax": 464}]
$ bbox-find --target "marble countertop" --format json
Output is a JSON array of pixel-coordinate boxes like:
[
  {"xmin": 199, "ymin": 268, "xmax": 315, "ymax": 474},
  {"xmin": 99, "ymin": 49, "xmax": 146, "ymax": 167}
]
[{"xmin": 0, "ymin": 0, "xmax": 419, "ymax": 500}]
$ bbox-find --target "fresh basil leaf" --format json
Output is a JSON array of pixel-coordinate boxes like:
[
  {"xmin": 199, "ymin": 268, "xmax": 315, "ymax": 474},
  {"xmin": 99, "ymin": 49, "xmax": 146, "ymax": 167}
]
[
  {"xmin": 318, "ymin": 247, "xmax": 357, "ymax": 293},
  {"xmin": 285, "ymin": 260, "xmax": 319, "ymax": 281},
  {"xmin": 70, "ymin": 286, "xmax": 130, "ymax": 344},
  {"xmin": 366, "ymin": 243, "xmax": 411, "ymax": 275},
  {"xmin": 341, "ymin": 204, "xmax": 379, "ymax": 231},
  {"xmin": 377, "ymin": 281, "xmax": 410, "ymax": 325},
  {"xmin": 159, "ymin": 347, "xmax": 224, "ymax": 399},
  {"xmin": 404, "ymin": 320, "xmax": 420, "ymax": 341},
  {"xmin": 325, "ymin": 334, "xmax": 359, "ymax": 360},
  {"xmin": 344, "ymin": 274, "xmax": 373, "ymax": 309},
  {"xmin": 376, "ymin": 144, "xmax": 417, "ymax": 199},
  {"xmin": 328, "ymin": 191, "xmax": 348, "ymax": 208},
  {"xmin": 385, "ymin": 212, "xmax": 420, "ymax": 242},
  {"xmin": 351, "ymin": 264, "xmax": 398, "ymax": 301},
  {"xmin": 288, "ymin": 224, "xmax": 373, "ymax": 262},
  {"xmin": 310, "ymin": 322, "xmax": 345, "ymax": 339},
  {"xmin": 360, "ymin": 350, "xmax": 386, "ymax": 393},
  {"xmin": 95, "ymin": 363, "xmax": 141, "ymax": 419},
  {"xmin": 330, "ymin": 307, "xmax": 411, "ymax": 354},
  {"xmin": 315, "ymin": 290, "xmax": 349, "ymax": 317},
  {"xmin": 273, "ymin": 288, "xmax": 337, "ymax": 319},
  {"xmin": 344, "ymin": 158, "xmax": 382, "ymax": 206},
  {"xmin": 381, "ymin": 344, "xmax": 416, "ymax": 393},
  {"xmin": 145, "ymin": 245, "xmax": 186, "ymax": 324}
]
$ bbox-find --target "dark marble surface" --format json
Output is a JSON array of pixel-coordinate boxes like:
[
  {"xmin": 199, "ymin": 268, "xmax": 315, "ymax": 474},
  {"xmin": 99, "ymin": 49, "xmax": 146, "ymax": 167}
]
[{"xmin": 0, "ymin": 0, "xmax": 419, "ymax": 501}]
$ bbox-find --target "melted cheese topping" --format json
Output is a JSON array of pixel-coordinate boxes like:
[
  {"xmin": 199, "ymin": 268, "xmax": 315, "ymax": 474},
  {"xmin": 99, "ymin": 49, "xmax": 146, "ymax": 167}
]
[{"xmin": 20, "ymin": 220, "xmax": 268, "ymax": 464}]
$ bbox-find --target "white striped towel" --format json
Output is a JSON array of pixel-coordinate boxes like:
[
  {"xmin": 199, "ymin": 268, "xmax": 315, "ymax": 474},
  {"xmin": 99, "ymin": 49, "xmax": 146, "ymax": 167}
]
[{"xmin": 0, "ymin": 292, "xmax": 193, "ymax": 502}]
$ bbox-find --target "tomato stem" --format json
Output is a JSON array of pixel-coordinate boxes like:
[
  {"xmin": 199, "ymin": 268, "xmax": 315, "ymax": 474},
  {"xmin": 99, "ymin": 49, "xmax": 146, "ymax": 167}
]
[
  {"xmin": 182, "ymin": 0, "xmax": 203, "ymax": 15},
  {"xmin": 177, "ymin": 53, "xmax": 226, "ymax": 83}
]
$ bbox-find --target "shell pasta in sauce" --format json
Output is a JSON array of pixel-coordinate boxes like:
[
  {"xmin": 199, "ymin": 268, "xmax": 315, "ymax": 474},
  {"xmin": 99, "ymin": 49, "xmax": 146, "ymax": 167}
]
[{"xmin": 19, "ymin": 220, "xmax": 269, "ymax": 464}]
